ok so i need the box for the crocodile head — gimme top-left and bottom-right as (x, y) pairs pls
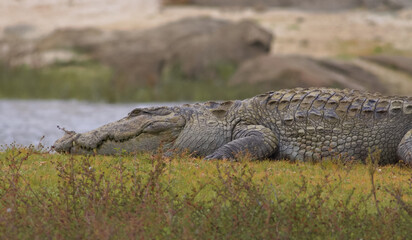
(53, 107), (186, 155)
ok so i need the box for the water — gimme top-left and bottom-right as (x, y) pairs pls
(0, 99), (177, 148)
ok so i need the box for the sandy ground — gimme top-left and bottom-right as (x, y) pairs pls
(2, 1), (412, 58)
(0, 0), (161, 38)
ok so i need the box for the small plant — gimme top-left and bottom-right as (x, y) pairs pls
(0, 147), (411, 239)
(366, 149), (382, 216)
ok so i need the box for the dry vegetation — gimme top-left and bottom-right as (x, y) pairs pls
(1, 146), (411, 239)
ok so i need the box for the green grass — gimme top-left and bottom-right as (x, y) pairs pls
(0, 61), (265, 103)
(1, 146), (411, 239)
(0, 61), (114, 102)
(142, 62), (264, 102)
(335, 40), (412, 60)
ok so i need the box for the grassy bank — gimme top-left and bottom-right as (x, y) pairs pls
(0, 61), (113, 102)
(0, 61), (264, 103)
(1, 146), (411, 239)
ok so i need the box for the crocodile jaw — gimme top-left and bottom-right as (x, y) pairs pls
(53, 107), (186, 155)
(53, 131), (80, 153)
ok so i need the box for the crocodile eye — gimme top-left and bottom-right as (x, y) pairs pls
(128, 108), (143, 117)
(128, 107), (172, 117)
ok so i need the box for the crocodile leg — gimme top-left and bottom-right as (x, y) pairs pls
(205, 125), (278, 160)
(397, 129), (412, 164)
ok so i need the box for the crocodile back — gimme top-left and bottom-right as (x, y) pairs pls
(257, 88), (411, 122)
(250, 88), (412, 163)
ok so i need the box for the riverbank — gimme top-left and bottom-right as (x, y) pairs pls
(0, 60), (261, 103)
(1, 146), (411, 239)
(2, 5), (412, 102)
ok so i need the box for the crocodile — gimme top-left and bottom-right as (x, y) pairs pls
(53, 88), (412, 164)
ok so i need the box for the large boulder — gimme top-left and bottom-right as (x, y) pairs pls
(1, 27), (109, 67)
(94, 17), (273, 87)
(229, 55), (388, 93)
(362, 55), (412, 76)
(167, 20), (272, 78)
(181, 0), (412, 10)
(35, 28), (108, 52)
(7, 17), (272, 87)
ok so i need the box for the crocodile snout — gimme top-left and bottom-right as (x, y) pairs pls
(52, 130), (80, 153)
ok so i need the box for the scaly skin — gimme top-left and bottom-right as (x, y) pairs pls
(53, 88), (412, 164)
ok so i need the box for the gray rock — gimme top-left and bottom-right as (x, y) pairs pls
(1, 27), (108, 67)
(36, 28), (106, 52)
(316, 59), (385, 92)
(229, 55), (387, 93)
(93, 17), (229, 87)
(94, 17), (272, 86)
(187, 0), (412, 10)
(362, 55), (412, 76)
(168, 20), (272, 78)
(8, 17), (271, 87)
(3, 24), (36, 38)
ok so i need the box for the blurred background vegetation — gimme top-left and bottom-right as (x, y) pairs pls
(1, 0), (412, 102)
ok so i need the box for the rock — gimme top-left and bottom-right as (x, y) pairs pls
(36, 28), (108, 52)
(362, 55), (412, 76)
(94, 17), (228, 87)
(163, 0), (193, 5)
(1, 27), (108, 67)
(94, 17), (272, 86)
(229, 55), (388, 93)
(3, 24), (36, 39)
(168, 20), (272, 78)
(3, 17), (271, 87)
(185, 0), (412, 10)
(316, 59), (385, 91)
